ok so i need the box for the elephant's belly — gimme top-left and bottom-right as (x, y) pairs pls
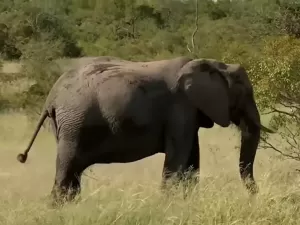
(79, 125), (165, 164)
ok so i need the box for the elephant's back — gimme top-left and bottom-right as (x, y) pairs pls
(44, 55), (191, 111)
(83, 57), (190, 127)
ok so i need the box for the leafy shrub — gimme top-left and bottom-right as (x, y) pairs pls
(17, 58), (62, 112)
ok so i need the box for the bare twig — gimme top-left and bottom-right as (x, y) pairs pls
(279, 101), (300, 111)
(285, 126), (299, 147)
(260, 137), (300, 161)
(82, 172), (99, 181)
(187, 0), (199, 54)
(261, 110), (276, 115)
(285, 138), (298, 151)
(186, 44), (192, 53)
(279, 92), (300, 105)
(191, 0), (199, 52)
(263, 107), (298, 118)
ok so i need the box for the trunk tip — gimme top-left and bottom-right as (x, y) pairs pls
(260, 124), (276, 133)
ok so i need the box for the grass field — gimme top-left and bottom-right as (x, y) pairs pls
(1, 62), (300, 225)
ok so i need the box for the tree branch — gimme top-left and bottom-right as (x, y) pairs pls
(279, 92), (300, 105)
(279, 101), (300, 111)
(261, 110), (276, 115)
(285, 125), (299, 148)
(187, 0), (199, 54)
(260, 137), (300, 161)
(263, 107), (298, 118)
(191, 0), (199, 52)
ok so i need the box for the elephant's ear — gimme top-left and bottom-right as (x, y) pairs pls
(178, 59), (231, 127)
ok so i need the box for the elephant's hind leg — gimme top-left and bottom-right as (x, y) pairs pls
(51, 139), (89, 205)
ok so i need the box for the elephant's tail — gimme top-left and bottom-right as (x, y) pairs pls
(16, 110), (49, 163)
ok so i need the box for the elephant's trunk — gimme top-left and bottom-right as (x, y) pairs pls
(238, 97), (261, 195)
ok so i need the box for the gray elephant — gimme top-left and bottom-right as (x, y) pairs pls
(16, 56), (274, 204)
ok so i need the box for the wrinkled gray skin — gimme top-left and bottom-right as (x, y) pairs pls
(17, 56), (274, 204)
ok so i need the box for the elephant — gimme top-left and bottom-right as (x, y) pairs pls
(16, 56), (274, 204)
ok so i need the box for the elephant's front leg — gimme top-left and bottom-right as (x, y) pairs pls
(185, 131), (200, 184)
(178, 131), (200, 198)
(161, 131), (197, 194)
(161, 106), (198, 191)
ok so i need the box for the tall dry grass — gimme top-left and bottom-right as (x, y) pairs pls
(0, 111), (300, 225)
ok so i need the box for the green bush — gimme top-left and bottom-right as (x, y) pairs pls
(0, 1), (82, 60)
(17, 58), (62, 112)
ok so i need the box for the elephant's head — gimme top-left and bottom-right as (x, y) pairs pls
(177, 58), (274, 194)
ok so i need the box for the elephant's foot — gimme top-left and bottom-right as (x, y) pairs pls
(180, 169), (199, 199)
(50, 173), (82, 207)
(244, 179), (259, 196)
(161, 170), (199, 199)
(50, 184), (81, 207)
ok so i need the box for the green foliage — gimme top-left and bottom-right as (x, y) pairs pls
(16, 58), (62, 113)
(247, 35), (300, 159)
(249, 36), (300, 108)
(0, 0), (82, 60)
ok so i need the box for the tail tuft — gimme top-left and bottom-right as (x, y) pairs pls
(17, 153), (28, 163)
